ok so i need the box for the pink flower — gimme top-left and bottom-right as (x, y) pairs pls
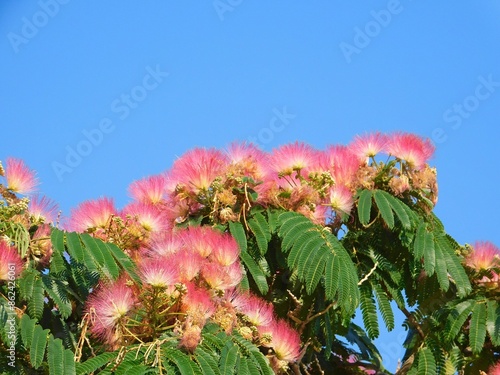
(225, 142), (267, 180)
(148, 232), (184, 257)
(121, 202), (169, 233)
(29, 194), (59, 223)
(267, 142), (319, 177)
(172, 250), (204, 282)
(0, 242), (23, 280)
(489, 361), (500, 375)
(139, 259), (179, 289)
(201, 262), (228, 290)
(66, 197), (116, 232)
(349, 132), (388, 161)
(328, 185), (354, 215)
(209, 233), (240, 266)
(170, 148), (228, 194)
(182, 226), (218, 258)
(128, 174), (167, 205)
(385, 132), (435, 169)
(233, 292), (274, 327)
(322, 146), (361, 186)
(181, 283), (216, 324)
(260, 319), (301, 363)
(31, 224), (53, 265)
(464, 241), (500, 271)
(86, 278), (137, 344)
(4, 158), (39, 194)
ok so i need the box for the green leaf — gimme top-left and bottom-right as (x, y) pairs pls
(469, 302), (487, 354)
(486, 300), (500, 346)
(41, 275), (72, 319)
(247, 212), (270, 255)
(20, 314), (36, 348)
(219, 342), (238, 374)
(239, 250), (268, 295)
(47, 335), (75, 375)
(65, 232), (87, 264)
(30, 324), (48, 369)
(373, 190), (394, 229)
(417, 347), (436, 375)
(76, 352), (117, 375)
(373, 283), (394, 331)
(229, 221), (247, 253)
(324, 254), (341, 300)
(423, 231), (436, 277)
(165, 348), (203, 375)
(359, 284), (379, 339)
(80, 233), (120, 280)
(445, 300), (475, 343)
(304, 250), (328, 294)
(382, 191), (412, 229)
(106, 242), (141, 284)
(436, 235), (471, 297)
(28, 276), (45, 320)
(414, 222), (427, 259)
(357, 189), (372, 226)
(194, 346), (220, 375)
(433, 240), (449, 292)
(50, 228), (67, 274)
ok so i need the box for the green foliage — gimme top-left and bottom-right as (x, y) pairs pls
(278, 211), (360, 317)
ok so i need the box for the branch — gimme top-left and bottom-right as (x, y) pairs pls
(358, 261), (378, 286)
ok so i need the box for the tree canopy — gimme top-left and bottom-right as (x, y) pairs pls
(1, 132), (499, 374)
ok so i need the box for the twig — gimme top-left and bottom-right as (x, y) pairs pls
(358, 261), (378, 285)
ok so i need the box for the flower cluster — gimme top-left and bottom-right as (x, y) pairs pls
(0, 158), (58, 273)
(463, 241), (500, 290)
(84, 226), (300, 371)
(68, 133), (434, 239)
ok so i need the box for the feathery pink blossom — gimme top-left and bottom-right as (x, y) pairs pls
(201, 262), (228, 290)
(0, 242), (23, 280)
(385, 132), (435, 169)
(128, 174), (167, 205)
(267, 142), (319, 177)
(464, 241), (500, 271)
(260, 319), (301, 363)
(31, 224), (53, 265)
(29, 194), (59, 223)
(225, 142), (267, 180)
(328, 185), (354, 215)
(66, 197), (116, 232)
(349, 132), (388, 161)
(182, 226), (217, 258)
(139, 259), (179, 288)
(172, 250), (204, 282)
(4, 158), (39, 194)
(233, 293), (274, 327)
(121, 202), (169, 233)
(181, 283), (216, 323)
(86, 279), (137, 344)
(209, 233), (240, 266)
(323, 146), (361, 186)
(148, 232), (184, 257)
(170, 148), (228, 194)
(489, 361), (500, 375)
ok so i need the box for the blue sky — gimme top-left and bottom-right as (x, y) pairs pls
(1, 1), (500, 372)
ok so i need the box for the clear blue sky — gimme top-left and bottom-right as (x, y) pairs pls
(1, 1), (500, 372)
